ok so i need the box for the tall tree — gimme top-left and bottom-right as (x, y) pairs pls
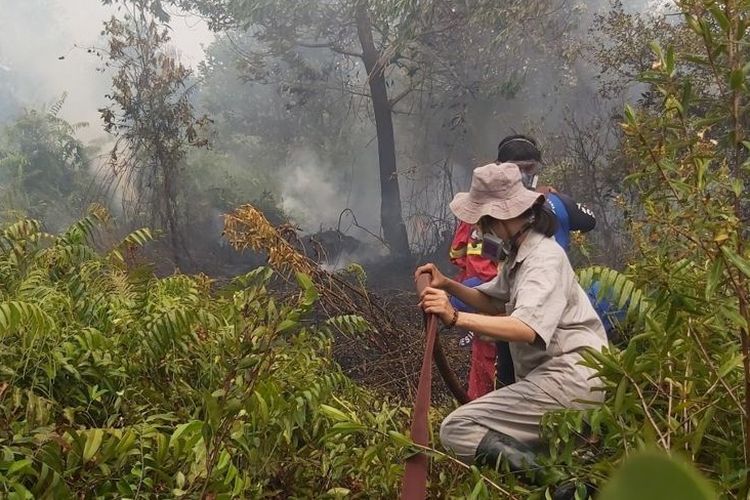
(353, 2), (407, 254)
(99, 0), (208, 266)
(166, 0), (569, 256)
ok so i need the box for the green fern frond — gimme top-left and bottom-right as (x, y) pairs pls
(0, 300), (56, 335)
(325, 315), (372, 337)
(121, 228), (153, 248)
(48, 92), (68, 117)
(15, 269), (49, 297)
(59, 216), (101, 247)
(223, 266), (275, 294)
(152, 275), (201, 305)
(142, 305), (202, 361)
(50, 244), (98, 269)
(108, 228), (154, 265)
(56, 205), (110, 249)
(0, 219), (49, 256)
(577, 266), (653, 324)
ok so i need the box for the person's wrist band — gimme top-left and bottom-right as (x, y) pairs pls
(447, 308), (459, 328)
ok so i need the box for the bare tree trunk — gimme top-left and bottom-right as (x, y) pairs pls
(156, 140), (186, 269)
(355, 1), (410, 257)
(163, 166), (183, 268)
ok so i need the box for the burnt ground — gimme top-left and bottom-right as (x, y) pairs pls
(330, 285), (471, 405)
(312, 246), (471, 405)
(141, 228), (471, 405)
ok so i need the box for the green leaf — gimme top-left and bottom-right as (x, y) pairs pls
(720, 246), (750, 278)
(7, 459), (32, 476)
(622, 341), (638, 372)
(237, 356), (259, 370)
(730, 69), (745, 90)
(685, 14), (702, 35)
(614, 377), (629, 414)
(170, 420), (203, 448)
(12, 482), (34, 499)
(83, 429), (103, 463)
(738, 19), (748, 40)
(705, 258), (724, 300)
(683, 53), (709, 66)
(276, 318), (298, 333)
(718, 353), (742, 378)
(709, 5), (730, 33)
(388, 430), (414, 448)
(468, 478), (488, 500)
(295, 272), (314, 291)
(691, 406), (716, 458)
(254, 392), (269, 423)
(586, 347), (622, 374)
(296, 272), (319, 307)
(329, 422), (365, 434)
(619, 280), (634, 310)
(599, 450), (716, 500)
(624, 105), (637, 125)
(326, 488), (352, 497)
(719, 305), (748, 330)
(319, 404), (350, 422)
(649, 41), (664, 60)
(665, 46), (675, 76)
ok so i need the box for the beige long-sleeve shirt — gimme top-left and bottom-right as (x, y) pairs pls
(475, 230), (608, 380)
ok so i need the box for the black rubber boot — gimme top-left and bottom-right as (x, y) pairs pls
(474, 431), (564, 486)
(551, 481), (596, 500)
(474, 430), (540, 473)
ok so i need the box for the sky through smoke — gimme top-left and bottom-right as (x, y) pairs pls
(0, 0), (213, 137)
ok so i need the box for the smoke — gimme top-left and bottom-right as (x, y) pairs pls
(0, 0), (667, 270)
(436, 0), (670, 173)
(0, 0), (212, 139)
(281, 147), (344, 230)
(280, 145), (382, 239)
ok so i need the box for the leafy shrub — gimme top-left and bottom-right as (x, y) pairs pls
(539, 2), (750, 497)
(0, 102), (92, 232)
(0, 209), (509, 499)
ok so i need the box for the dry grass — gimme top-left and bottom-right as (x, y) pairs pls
(223, 204), (469, 402)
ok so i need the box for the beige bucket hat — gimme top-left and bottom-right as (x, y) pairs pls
(449, 163), (545, 224)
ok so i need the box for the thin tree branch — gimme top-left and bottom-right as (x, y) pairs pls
(295, 40), (363, 58)
(388, 86), (414, 108)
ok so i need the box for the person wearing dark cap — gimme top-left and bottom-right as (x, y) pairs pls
(495, 135), (604, 385)
(495, 135), (597, 253)
(449, 135), (603, 396)
(417, 164), (607, 489)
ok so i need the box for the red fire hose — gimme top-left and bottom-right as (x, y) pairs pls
(400, 274), (470, 500)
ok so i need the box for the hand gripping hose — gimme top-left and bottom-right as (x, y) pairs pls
(401, 274), (470, 500)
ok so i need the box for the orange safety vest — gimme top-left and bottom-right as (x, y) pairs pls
(449, 221), (498, 282)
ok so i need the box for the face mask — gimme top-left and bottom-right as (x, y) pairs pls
(481, 232), (508, 262)
(481, 216), (536, 262)
(520, 171), (539, 190)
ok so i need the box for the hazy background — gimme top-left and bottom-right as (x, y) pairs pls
(0, 0), (679, 271)
(0, 0), (212, 136)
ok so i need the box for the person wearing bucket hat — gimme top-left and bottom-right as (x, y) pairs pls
(447, 135), (552, 400)
(416, 164), (607, 491)
(448, 134), (613, 401)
